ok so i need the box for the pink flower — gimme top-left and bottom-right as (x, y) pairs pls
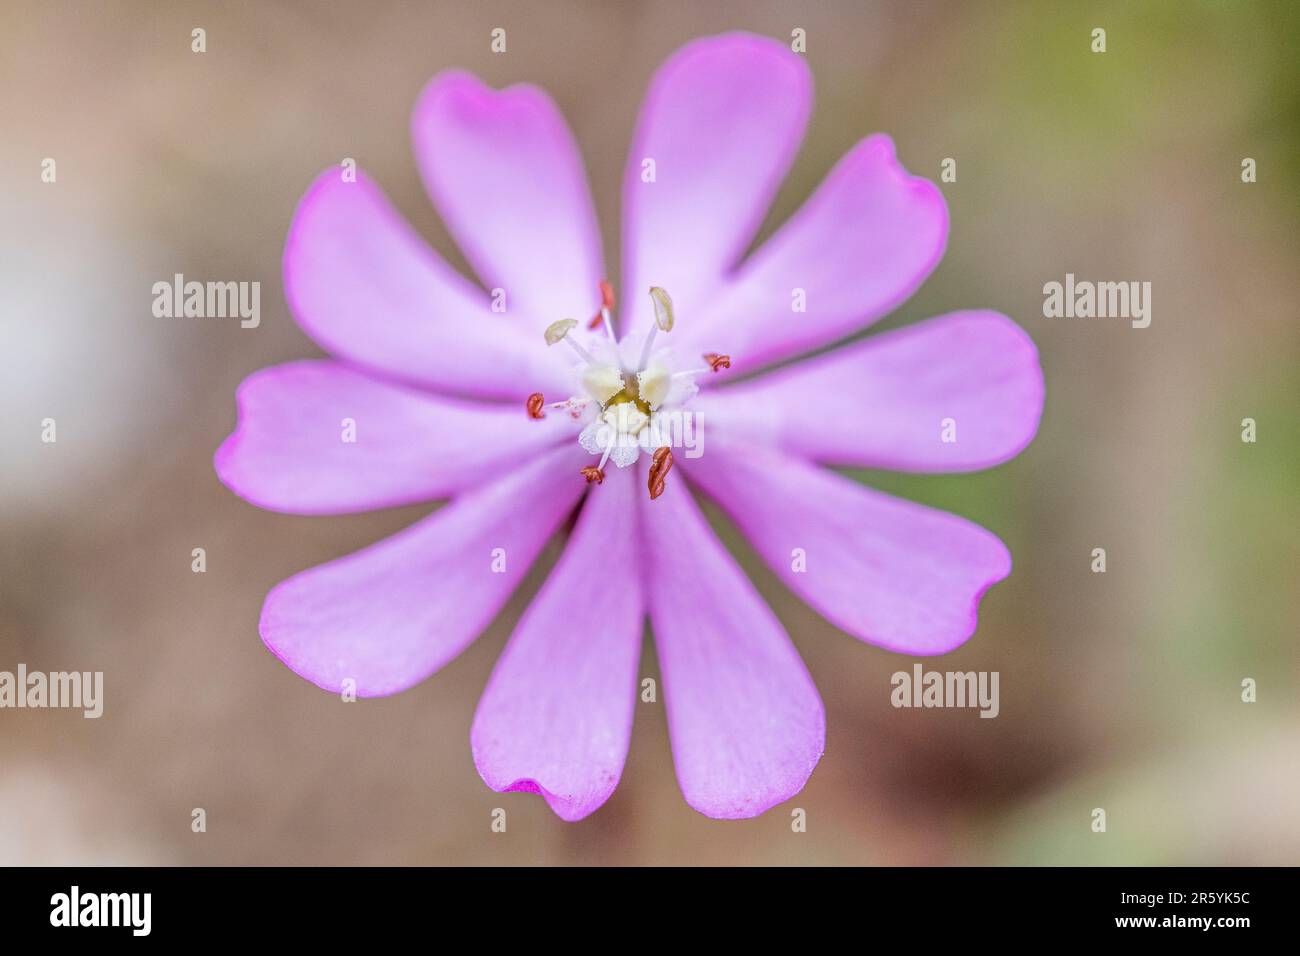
(215, 32), (1044, 821)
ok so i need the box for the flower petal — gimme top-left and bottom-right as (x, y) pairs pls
(284, 169), (569, 399)
(621, 33), (811, 338)
(676, 135), (948, 372)
(472, 466), (642, 822)
(642, 474), (824, 819)
(259, 444), (586, 697)
(215, 360), (572, 515)
(696, 311), (1044, 472)
(412, 70), (604, 325)
(685, 446), (1011, 655)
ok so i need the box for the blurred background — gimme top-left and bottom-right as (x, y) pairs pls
(1, 0), (1296, 865)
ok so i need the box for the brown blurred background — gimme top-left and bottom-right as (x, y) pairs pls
(1, 0), (1297, 865)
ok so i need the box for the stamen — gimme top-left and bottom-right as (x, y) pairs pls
(647, 446), (674, 500)
(595, 307), (615, 343)
(638, 328), (657, 370)
(580, 428), (618, 487)
(648, 287), (674, 332)
(564, 337), (598, 364)
(526, 392), (546, 420)
(597, 434), (617, 471)
(545, 318), (599, 365)
(587, 280), (617, 340)
(638, 287), (676, 370)
(544, 318), (578, 345)
(671, 354), (731, 379)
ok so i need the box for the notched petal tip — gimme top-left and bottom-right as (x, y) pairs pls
(211, 362), (317, 515)
(411, 68), (557, 132)
(482, 774), (614, 823)
(938, 534), (1013, 658)
(859, 131), (950, 240)
(473, 737), (621, 825)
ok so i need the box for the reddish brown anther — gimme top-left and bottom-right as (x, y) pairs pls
(703, 352), (731, 372)
(588, 279), (617, 329)
(526, 392), (546, 420)
(647, 447), (674, 500)
(580, 466), (605, 485)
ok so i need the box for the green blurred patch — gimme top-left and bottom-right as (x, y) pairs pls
(997, 0), (1300, 204)
(984, 722), (1299, 865)
(1167, 362), (1300, 682)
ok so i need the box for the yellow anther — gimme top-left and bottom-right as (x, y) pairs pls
(545, 318), (579, 345)
(648, 287), (674, 332)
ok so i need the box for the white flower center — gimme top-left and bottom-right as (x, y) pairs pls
(525, 284), (730, 499)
